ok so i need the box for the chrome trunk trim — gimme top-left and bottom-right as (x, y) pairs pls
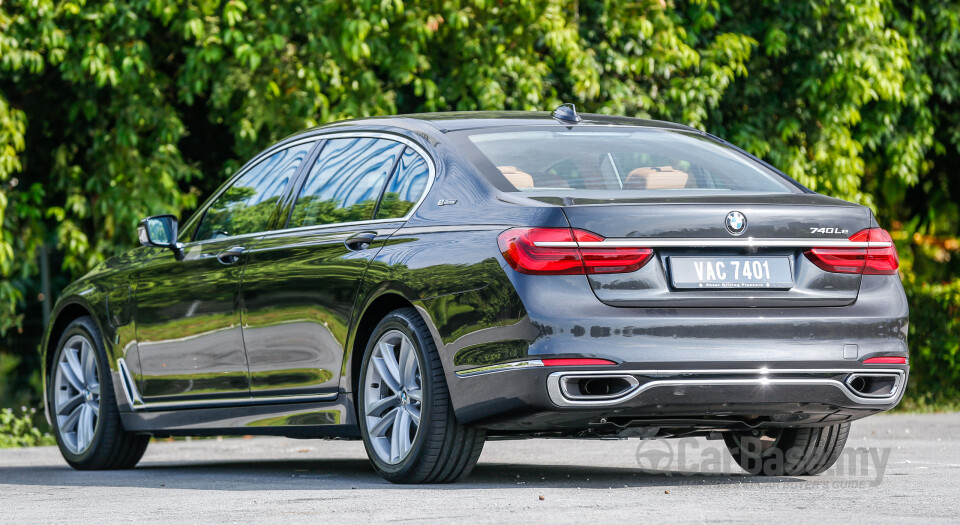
(534, 238), (892, 249)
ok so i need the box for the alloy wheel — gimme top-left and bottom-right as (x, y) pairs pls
(54, 334), (101, 455)
(363, 329), (423, 464)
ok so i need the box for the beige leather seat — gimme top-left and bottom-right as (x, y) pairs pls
(498, 166), (535, 189)
(623, 166), (690, 190)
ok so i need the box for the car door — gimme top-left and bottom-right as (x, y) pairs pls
(134, 140), (315, 403)
(240, 136), (433, 397)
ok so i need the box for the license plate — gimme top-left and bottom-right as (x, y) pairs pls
(669, 256), (794, 289)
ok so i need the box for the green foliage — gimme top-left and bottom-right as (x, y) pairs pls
(0, 407), (54, 448)
(0, 0), (958, 427)
(902, 278), (960, 406)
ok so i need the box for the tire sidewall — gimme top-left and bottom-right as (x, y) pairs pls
(358, 311), (434, 479)
(48, 317), (111, 466)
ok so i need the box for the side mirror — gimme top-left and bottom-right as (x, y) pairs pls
(138, 215), (184, 259)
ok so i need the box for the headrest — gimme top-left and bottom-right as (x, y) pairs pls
(498, 166), (535, 189)
(624, 166), (690, 190)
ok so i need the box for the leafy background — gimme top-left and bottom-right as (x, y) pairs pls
(1, 0), (958, 441)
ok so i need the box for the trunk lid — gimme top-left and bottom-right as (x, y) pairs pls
(553, 194), (873, 307)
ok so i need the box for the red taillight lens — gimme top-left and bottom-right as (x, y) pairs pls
(497, 228), (585, 275)
(858, 228), (900, 274)
(575, 230), (654, 274)
(498, 228), (653, 275)
(803, 228), (899, 275)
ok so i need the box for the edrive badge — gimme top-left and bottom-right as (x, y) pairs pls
(726, 211), (747, 236)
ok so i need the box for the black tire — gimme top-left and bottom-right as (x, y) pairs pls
(724, 422), (851, 476)
(358, 307), (485, 483)
(48, 316), (149, 470)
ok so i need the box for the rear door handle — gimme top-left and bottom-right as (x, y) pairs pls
(216, 246), (246, 265)
(345, 231), (378, 251)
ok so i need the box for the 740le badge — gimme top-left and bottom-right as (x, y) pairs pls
(810, 227), (849, 235)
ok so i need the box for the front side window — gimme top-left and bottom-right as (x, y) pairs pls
(375, 147), (430, 219)
(289, 137), (405, 228)
(462, 129), (795, 195)
(195, 142), (313, 241)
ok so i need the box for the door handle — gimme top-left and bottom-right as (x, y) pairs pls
(216, 246), (246, 265)
(344, 231), (377, 251)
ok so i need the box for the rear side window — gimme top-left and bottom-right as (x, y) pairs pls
(195, 142), (313, 241)
(289, 137), (405, 228)
(375, 147), (430, 219)
(464, 129), (793, 194)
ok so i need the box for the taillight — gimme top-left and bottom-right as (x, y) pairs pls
(803, 228), (899, 275)
(498, 228), (653, 275)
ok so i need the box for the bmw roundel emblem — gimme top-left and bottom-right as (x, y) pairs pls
(725, 211), (747, 236)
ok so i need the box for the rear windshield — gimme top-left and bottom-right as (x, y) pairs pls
(462, 128), (795, 194)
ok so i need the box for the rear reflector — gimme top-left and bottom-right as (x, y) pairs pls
(862, 356), (907, 364)
(541, 358), (617, 366)
(803, 228), (899, 275)
(498, 228), (652, 275)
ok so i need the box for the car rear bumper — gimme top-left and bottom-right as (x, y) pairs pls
(451, 363), (907, 434)
(433, 264), (908, 434)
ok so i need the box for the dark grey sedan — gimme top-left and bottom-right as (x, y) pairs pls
(41, 105), (908, 483)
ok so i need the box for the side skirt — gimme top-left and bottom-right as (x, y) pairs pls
(120, 396), (360, 439)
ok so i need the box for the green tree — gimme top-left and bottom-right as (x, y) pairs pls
(0, 0), (958, 415)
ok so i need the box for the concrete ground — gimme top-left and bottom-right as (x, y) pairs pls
(1, 412), (958, 523)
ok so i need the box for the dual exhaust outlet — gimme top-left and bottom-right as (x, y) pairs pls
(551, 370), (903, 406)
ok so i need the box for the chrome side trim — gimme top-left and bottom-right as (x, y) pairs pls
(545, 368), (906, 407)
(116, 358), (144, 410)
(534, 238), (892, 249)
(132, 392), (340, 411)
(455, 360), (544, 377)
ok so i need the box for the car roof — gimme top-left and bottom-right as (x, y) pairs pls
(284, 111), (700, 142)
(393, 111), (699, 133)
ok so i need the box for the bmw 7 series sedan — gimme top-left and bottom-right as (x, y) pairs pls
(42, 105), (908, 482)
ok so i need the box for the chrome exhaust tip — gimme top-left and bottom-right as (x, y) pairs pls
(845, 373), (900, 398)
(558, 374), (640, 401)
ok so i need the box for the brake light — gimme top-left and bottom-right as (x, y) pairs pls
(498, 228), (653, 275)
(803, 228), (899, 275)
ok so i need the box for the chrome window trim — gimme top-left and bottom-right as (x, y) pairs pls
(534, 238), (893, 249)
(280, 131), (436, 232)
(182, 132), (436, 247)
(262, 217), (407, 237)
(185, 137), (321, 246)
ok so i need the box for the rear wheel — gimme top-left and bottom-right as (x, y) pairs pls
(723, 423), (850, 476)
(49, 316), (149, 470)
(358, 308), (485, 483)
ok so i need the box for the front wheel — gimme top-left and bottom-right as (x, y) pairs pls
(48, 316), (150, 470)
(358, 308), (485, 483)
(724, 422), (851, 476)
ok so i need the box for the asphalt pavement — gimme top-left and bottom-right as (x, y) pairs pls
(1, 412), (958, 523)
